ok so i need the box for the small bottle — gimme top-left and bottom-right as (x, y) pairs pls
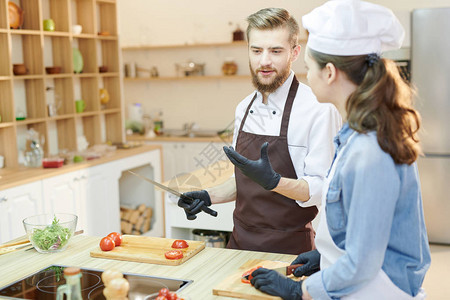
(153, 111), (164, 136)
(56, 267), (82, 300)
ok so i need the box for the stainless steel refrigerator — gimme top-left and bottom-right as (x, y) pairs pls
(411, 7), (450, 244)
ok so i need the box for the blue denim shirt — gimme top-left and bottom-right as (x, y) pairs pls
(305, 123), (431, 299)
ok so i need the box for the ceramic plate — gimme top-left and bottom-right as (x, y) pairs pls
(8, 2), (24, 29)
(72, 48), (84, 73)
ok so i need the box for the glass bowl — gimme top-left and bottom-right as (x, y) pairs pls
(23, 213), (77, 253)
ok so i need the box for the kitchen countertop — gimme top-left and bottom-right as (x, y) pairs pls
(0, 144), (162, 190)
(127, 133), (232, 143)
(0, 234), (296, 299)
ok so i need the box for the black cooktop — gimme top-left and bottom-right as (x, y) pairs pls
(0, 265), (192, 299)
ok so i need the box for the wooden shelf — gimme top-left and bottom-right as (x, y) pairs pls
(122, 41), (248, 51)
(121, 39), (307, 51)
(124, 74), (250, 81)
(10, 29), (40, 36)
(124, 73), (307, 82)
(0, 0), (124, 168)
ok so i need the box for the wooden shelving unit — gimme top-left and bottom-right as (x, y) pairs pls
(0, 0), (124, 168)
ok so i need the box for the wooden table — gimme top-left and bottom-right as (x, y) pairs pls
(0, 235), (296, 299)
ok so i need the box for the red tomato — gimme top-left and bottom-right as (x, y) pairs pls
(241, 266), (262, 284)
(100, 236), (115, 251)
(164, 250), (184, 260)
(107, 232), (123, 246)
(158, 288), (170, 297)
(171, 239), (189, 249)
(167, 291), (178, 300)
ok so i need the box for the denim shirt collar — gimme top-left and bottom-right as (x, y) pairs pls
(333, 122), (354, 150)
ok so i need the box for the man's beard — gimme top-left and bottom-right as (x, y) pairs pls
(250, 63), (291, 94)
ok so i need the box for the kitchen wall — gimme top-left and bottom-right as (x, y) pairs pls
(117, 0), (450, 131)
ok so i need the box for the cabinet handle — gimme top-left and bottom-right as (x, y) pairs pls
(80, 175), (87, 180)
(74, 177), (79, 182)
(0, 196), (7, 203)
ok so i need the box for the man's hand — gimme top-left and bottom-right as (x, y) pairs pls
(177, 190), (217, 220)
(223, 142), (281, 190)
(291, 249), (321, 277)
(250, 268), (303, 300)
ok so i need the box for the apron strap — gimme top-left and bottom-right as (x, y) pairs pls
(280, 75), (299, 137)
(238, 92), (258, 132)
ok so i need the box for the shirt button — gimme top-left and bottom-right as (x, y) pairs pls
(250, 110), (254, 114)
(272, 111), (276, 115)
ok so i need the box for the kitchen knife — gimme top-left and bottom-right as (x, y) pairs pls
(127, 170), (218, 219)
(243, 264), (304, 279)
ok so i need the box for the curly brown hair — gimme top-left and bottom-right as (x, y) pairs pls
(308, 49), (421, 165)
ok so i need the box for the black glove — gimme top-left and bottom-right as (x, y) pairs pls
(223, 142), (281, 190)
(291, 249), (321, 277)
(250, 268), (303, 300)
(177, 190), (217, 220)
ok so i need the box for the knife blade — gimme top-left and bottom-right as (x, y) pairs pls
(127, 170), (218, 219)
(242, 264), (303, 280)
(270, 264), (303, 276)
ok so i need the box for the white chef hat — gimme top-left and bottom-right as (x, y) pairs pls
(302, 0), (405, 55)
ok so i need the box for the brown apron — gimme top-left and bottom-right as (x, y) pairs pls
(227, 76), (318, 255)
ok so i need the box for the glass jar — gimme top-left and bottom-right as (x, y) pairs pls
(222, 58), (238, 76)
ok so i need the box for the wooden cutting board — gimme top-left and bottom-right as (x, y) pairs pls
(90, 235), (205, 265)
(213, 259), (298, 299)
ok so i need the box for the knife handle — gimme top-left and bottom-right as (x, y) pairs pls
(286, 264), (304, 276)
(201, 205), (218, 217)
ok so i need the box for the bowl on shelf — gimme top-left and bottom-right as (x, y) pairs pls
(99, 65), (108, 73)
(13, 64), (27, 75)
(45, 66), (62, 74)
(23, 213), (78, 253)
(72, 24), (82, 35)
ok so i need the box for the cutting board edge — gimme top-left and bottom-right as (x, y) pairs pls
(212, 259), (288, 300)
(89, 250), (180, 265)
(212, 289), (282, 300)
(89, 242), (205, 266)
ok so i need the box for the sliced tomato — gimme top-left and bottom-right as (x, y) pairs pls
(107, 232), (123, 246)
(164, 250), (184, 260)
(241, 266), (262, 284)
(171, 239), (189, 249)
(100, 236), (115, 251)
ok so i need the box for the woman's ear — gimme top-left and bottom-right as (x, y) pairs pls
(325, 62), (337, 85)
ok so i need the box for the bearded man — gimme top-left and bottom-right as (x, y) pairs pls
(177, 8), (341, 254)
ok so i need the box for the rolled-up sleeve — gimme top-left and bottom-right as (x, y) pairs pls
(296, 105), (341, 207)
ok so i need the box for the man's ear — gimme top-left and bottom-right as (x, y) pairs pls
(325, 62), (337, 85)
(291, 45), (301, 62)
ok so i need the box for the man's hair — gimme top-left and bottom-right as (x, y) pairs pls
(246, 8), (299, 47)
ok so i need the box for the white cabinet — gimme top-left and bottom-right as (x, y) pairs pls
(82, 163), (122, 237)
(0, 181), (43, 244)
(42, 171), (86, 233)
(150, 141), (229, 182)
